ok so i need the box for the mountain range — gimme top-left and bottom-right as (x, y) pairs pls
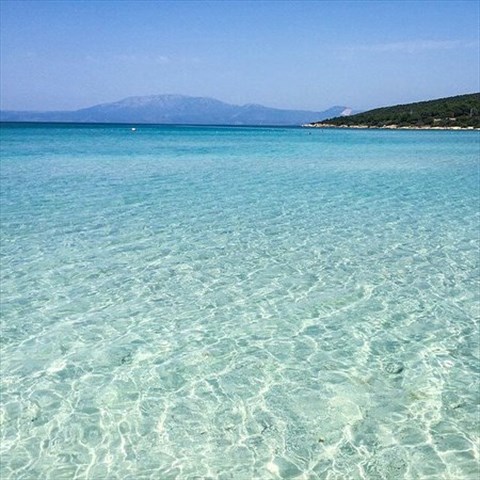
(0, 94), (351, 126)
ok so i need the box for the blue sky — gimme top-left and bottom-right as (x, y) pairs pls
(1, 0), (478, 111)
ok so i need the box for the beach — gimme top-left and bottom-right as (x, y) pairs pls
(303, 123), (479, 130)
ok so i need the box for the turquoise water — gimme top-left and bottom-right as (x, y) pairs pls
(0, 124), (479, 479)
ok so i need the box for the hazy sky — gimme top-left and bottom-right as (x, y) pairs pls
(1, 0), (479, 112)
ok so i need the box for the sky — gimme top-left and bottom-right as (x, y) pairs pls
(0, 0), (479, 112)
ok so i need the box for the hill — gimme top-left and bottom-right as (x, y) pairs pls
(0, 95), (350, 126)
(305, 93), (480, 129)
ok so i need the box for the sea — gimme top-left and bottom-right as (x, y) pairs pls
(0, 123), (479, 479)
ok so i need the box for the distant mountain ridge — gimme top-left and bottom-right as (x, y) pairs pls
(305, 93), (480, 129)
(0, 94), (351, 126)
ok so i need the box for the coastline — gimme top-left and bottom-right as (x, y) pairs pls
(302, 123), (480, 131)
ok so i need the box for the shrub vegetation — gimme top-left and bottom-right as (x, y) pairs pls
(314, 93), (480, 128)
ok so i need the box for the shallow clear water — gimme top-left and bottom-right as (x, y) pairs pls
(0, 124), (479, 479)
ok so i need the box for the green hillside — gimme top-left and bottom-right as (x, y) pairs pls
(308, 93), (480, 128)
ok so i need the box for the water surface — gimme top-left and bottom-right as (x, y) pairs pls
(1, 124), (479, 479)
